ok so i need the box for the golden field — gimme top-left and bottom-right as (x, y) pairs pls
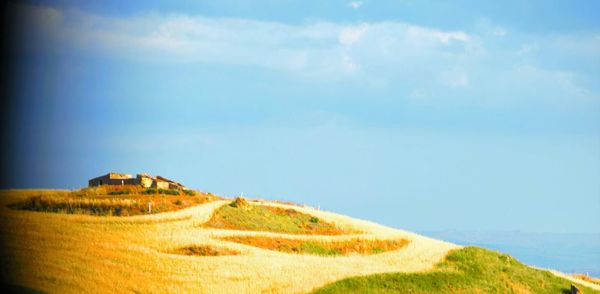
(0, 189), (458, 293)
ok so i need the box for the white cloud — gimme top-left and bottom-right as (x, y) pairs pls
(406, 26), (470, 44)
(12, 3), (598, 105)
(338, 24), (368, 45)
(348, 1), (364, 9)
(433, 31), (470, 43)
(15, 4), (476, 79)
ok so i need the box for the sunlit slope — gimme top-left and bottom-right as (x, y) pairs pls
(0, 190), (457, 293)
(314, 246), (600, 293)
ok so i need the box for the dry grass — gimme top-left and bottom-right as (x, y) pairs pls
(573, 274), (600, 285)
(221, 236), (409, 256)
(0, 189), (459, 293)
(541, 269), (600, 291)
(169, 245), (240, 256)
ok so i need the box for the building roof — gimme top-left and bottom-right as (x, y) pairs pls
(108, 172), (133, 179)
(156, 176), (186, 188)
(89, 172), (187, 189)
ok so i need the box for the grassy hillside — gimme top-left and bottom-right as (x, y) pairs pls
(6, 186), (218, 216)
(221, 235), (409, 256)
(0, 190), (595, 293)
(314, 246), (600, 293)
(203, 197), (355, 235)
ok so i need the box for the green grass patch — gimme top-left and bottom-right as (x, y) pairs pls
(221, 236), (408, 256)
(183, 190), (196, 196)
(108, 189), (130, 195)
(204, 199), (353, 235)
(141, 188), (181, 195)
(142, 188), (157, 194)
(7, 189), (219, 216)
(291, 242), (341, 256)
(313, 246), (600, 293)
(158, 188), (180, 195)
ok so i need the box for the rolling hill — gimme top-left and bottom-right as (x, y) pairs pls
(0, 189), (597, 293)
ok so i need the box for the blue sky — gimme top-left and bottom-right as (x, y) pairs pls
(5, 1), (600, 233)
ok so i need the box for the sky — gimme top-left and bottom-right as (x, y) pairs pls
(2, 0), (599, 233)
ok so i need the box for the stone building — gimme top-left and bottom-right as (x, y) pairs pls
(136, 173), (155, 188)
(88, 172), (136, 186)
(88, 172), (187, 190)
(155, 176), (186, 190)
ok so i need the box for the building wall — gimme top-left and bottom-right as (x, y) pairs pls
(89, 174), (133, 187)
(124, 178), (140, 185)
(88, 175), (110, 187)
(89, 173), (186, 189)
(157, 181), (169, 189)
(138, 176), (154, 188)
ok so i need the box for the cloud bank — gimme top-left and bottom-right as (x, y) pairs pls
(13, 3), (600, 106)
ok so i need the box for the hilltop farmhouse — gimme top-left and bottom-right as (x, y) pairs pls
(88, 172), (187, 190)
